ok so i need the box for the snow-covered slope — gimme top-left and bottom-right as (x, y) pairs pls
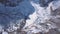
(23, 0), (60, 33)
(0, 0), (60, 34)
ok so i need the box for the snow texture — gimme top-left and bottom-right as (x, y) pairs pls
(0, 0), (60, 34)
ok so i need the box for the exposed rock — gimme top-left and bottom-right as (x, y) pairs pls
(45, 29), (60, 34)
(39, 0), (53, 7)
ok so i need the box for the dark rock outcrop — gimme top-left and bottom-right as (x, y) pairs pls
(39, 0), (53, 7)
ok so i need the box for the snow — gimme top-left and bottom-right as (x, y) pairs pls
(24, 11), (37, 27)
(0, 0), (60, 34)
(2, 31), (8, 34)
(23, 0), (60, 33)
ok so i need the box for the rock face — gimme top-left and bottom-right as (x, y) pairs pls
(50, 7), (60, 29)
(44, 29), (60, 34)
(39, 0), (53, 7)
